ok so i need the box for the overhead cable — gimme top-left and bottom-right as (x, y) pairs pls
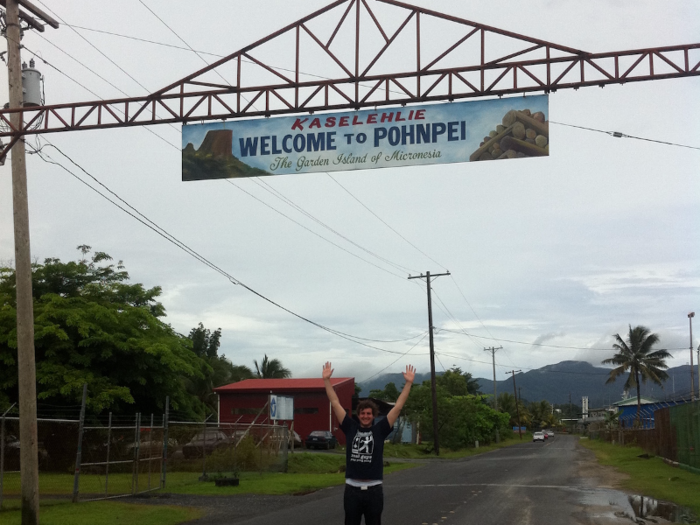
(29, 141), (428, 351)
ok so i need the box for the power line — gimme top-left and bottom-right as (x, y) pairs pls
(28, 140), (425, 352)
(357, 331), (430, 384)
(16, 41), (180, 152)
(35, 0), (151, 94)
(449, 275), (496, 340)
(325, 173), (446, 270)
(137, 0), (234, 92)
(550, 121), (700, 151)
(250, 177), (417, 275)
(224, 179), (407, 280)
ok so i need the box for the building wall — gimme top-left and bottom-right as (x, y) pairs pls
(218, 381), (354, 445)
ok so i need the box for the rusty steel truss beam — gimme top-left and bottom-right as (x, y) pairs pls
(1, 0), (698, 160)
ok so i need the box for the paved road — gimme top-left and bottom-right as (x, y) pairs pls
(154, 435), (650, 524)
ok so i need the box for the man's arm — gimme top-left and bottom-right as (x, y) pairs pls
(386, 365), (416, 427)
(322, 362), (348, 423)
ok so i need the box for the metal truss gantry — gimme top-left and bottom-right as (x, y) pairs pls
(1, 0), (698, 158)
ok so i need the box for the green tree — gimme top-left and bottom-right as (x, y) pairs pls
(528, 400), (557, 429)
(0, 247), (205, 417)
(189, 322), (222, 359)
(404, 380), (509, 449)
(254, 354), (291, 379)
(436, 367), (481, 396)
(369, 382), (400, 402)
(184, 323), (254, 416)
(497, 392), (530, 429)
(602, 325), (671, 422)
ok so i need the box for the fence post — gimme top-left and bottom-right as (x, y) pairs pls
(105, 412), (112, 497)
(161, 397), (169, 489)
(132, 413), (141, 495)
(72, 384), (88, 503)
(201, 416), (208, 481)
(0, 410), (5, 509)
(148, 414), (154, 491)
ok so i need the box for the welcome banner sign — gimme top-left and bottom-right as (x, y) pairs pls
(182, 95), (548, 180)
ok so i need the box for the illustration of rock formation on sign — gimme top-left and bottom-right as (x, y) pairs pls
(470, 109), (549, 161)
(182, 129), (269, 181)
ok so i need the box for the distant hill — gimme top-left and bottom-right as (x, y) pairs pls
(357, 360), (695, 409)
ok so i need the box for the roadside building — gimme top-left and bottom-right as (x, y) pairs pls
(214, 377), (355, 445)
(612, 396), (690, 429)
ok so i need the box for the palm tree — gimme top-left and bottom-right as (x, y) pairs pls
(602, 325), (671, 423)
(254, 354), (291, 379)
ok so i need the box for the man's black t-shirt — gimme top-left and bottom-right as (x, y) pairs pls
(340, 414), (392, 480)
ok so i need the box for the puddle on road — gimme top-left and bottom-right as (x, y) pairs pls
(580, 488), (696, 523)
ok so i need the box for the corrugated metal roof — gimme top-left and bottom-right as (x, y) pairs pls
(214, 377), (354, 393)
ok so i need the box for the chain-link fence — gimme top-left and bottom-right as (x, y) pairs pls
(1, 402), (292, 507)
(163, 421), (290, 489)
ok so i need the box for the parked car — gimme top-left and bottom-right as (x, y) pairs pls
(305, 430), (338, 450)
(532, 431), (545, 442)
(545, 430), (554, 438)
(1, 434), (48, 470)
(182, 430), (231, 458)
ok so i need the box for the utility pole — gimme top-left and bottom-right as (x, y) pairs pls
(408, 270), (450, 456)
(4, 3), (58, 524)
(507, 370), (522, 439)
(689, 312), (695, 401)
(484, 346), (502, 442)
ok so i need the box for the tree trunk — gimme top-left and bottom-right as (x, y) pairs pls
(635, 371), (642, 426)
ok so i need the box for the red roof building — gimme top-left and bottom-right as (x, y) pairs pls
(214, 377), (355, 445)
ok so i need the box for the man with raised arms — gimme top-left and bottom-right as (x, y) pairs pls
(322, 361), (415, 525)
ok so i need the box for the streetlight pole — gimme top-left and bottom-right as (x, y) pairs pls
(689, 312), (695, 401)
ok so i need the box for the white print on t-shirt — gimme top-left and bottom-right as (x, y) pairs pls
(350, 430), (374, 463)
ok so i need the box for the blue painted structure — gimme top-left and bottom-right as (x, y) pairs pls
(614, 396), (689, 429)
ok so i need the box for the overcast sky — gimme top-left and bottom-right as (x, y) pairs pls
(1, 0), (698, 388)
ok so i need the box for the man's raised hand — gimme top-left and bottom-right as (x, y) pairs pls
(322, 361), (334, 380)
(403, 364), (416, 384)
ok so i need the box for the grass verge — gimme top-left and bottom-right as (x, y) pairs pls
(162, 459), (415, 495)
(579, 438), (700, 519)
(0, 500), (201, 525)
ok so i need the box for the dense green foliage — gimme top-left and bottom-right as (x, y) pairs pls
(0, 247), (208, 417)
(369, 381), (399, 401)
(0, 246), (267, 419)
(185, 323), (254, 415)
(404, 368), (509, 449)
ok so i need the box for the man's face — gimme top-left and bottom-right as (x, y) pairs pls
(358, 408), (374, 428)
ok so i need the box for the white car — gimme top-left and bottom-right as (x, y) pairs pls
(532, 431), (545, 442)
(545, 430), (554, 438)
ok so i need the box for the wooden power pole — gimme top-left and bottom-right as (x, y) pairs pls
(507, 370), (523, 439)
(6, 2), (40, 522)
(408, 270), (449, 456)
(4, 2), (58, 523)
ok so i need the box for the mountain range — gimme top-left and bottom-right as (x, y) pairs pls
(356, 360), (696, 409)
